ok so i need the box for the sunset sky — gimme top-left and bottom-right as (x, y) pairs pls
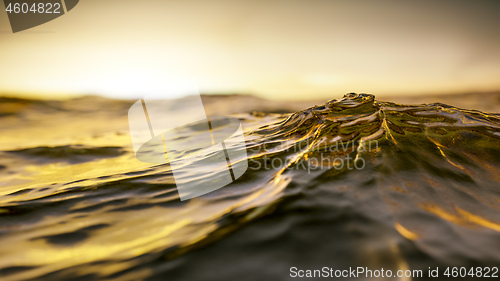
(0, 0), (499, 100)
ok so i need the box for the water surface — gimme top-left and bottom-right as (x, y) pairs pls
(0, 94), (499, 280)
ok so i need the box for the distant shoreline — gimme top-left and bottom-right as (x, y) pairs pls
(1, 91), (499, 113)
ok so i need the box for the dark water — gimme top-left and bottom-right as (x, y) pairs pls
(0, 93), (499, 280)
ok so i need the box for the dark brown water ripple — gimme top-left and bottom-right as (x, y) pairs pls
(0, 93), (499, 280)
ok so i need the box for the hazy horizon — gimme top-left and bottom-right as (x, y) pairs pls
(1, 0), (499, 100)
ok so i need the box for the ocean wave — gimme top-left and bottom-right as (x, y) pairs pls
(0, 93), (499, 280)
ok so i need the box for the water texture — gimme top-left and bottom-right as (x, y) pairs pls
(0, 93), (499, 280)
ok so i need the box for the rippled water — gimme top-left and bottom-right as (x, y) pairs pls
(0, 93), (499, 280)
